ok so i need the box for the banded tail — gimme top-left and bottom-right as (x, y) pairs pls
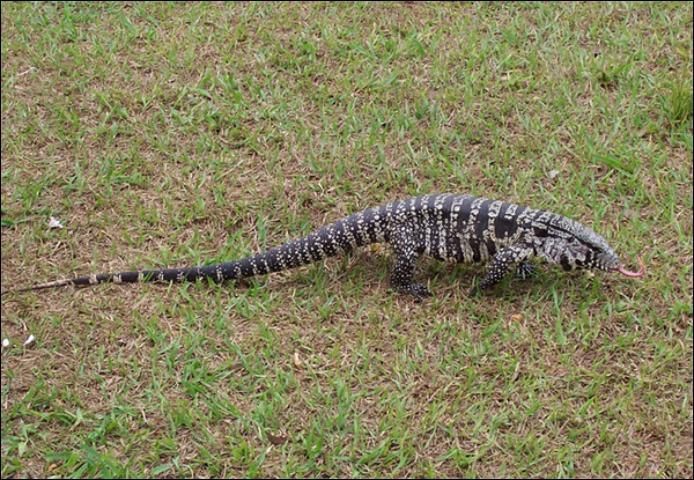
(1, 206), (389, 295)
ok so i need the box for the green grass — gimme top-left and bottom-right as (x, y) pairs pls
(1, 1), (692, 478)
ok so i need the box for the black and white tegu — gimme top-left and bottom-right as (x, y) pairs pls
(1, 193), (645, 299)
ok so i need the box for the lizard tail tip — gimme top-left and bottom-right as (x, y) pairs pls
(616, 256), (645, 278)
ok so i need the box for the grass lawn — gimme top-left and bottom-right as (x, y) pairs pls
(1, 1), (692, 478)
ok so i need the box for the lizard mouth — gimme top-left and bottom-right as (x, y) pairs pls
(615, 256), (645, 278)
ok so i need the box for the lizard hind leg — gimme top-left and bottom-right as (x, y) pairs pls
(389, 224), (432, 301)
(391, 259), (432, 301)
(515, 261), (536, 280)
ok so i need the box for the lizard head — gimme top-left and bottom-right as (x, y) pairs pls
(549, 217), (644, 278)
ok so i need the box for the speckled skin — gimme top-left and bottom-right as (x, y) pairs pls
(7, 193), (622, 299)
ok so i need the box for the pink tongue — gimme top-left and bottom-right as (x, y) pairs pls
(617, 257), (645, 278)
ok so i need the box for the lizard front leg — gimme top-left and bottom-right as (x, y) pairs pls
(471, 244), (534, 295)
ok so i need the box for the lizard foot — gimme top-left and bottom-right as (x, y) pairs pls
(515, 262), (535, 280)
(394, 283), (433, 302)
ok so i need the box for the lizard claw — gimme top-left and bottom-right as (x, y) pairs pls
(394, 283), (433, 301)
(515, 262), (535, 280)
